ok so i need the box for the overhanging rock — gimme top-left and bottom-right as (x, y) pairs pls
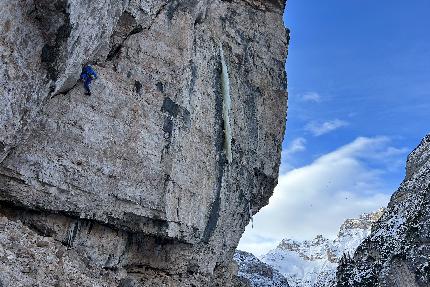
(0, 0), (289, 285)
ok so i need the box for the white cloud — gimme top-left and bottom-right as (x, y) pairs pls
(283, 138), (306, 156)
(238, 137), (407, 257)
(305, 119), (349, 136)
(281, 137), (307, 173)
(301, 92), (322, 103)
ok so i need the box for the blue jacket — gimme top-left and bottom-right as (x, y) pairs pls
(80, 65), (97, 81)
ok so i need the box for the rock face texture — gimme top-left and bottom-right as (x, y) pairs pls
(0, 0), (288, 286)
(337, 135), (430, 287)
(234, 250), (290, 287)
(258, 210), (383, 287)
(0, 215), (122, 287)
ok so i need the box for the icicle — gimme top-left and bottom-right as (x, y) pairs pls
(66, 221), (79, 247)
(66, 222), (76, 247)
(219, 43), (233, 164)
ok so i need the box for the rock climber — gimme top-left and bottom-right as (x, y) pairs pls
(80, 65), (98, 95)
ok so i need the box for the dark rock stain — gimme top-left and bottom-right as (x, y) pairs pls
(129, 25), (143, 35)
(202, 61), (226, 243)
(107, 11), (144, 62)
(161, 97), (191, 128)
(107, 45), (123, 61)
(162, 97), (180, 118)
(134, 80), (142, 93)
(156, 82), (165, 93)
(194, 13), (204, 26)
(31, 0), (72, 81)
(163, 117), (174, 140)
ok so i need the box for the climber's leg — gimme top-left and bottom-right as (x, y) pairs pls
(84, 79), (92, 95)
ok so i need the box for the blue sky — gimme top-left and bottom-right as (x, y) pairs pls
(239, 0), (430, 256)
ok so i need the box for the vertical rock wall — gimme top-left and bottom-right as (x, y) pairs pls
(0, 0), (289, 285)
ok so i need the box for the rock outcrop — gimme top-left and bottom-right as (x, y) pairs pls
(233, 250), (289, 287)
(259, 210), (383, 287)
(337, 135), (430, 287)
(234, 250), (290, 287)
(0, 215), (122, 287)
(0, 0), (288, 286)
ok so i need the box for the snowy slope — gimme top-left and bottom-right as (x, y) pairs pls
(261, 209), (384, 287)
(234, 250), (290, 287)
(337, 135), (430, 287)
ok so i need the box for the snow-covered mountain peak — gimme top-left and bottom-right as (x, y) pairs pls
(277, 239), (301, 251)
(337, 208), (384, 238)
(259, 209), (384, 287)
(276, 235), (331, 262)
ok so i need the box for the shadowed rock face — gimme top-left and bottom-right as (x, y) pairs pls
(0, 0), (288, 285)
(336, 135), (430, 287)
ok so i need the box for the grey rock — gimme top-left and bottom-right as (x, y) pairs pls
(0, 215), (123, 287)
(0, 0), (288, 285)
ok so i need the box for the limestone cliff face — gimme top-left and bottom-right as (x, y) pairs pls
(0, 0), (288, 286)
(336, 135), (430, 287)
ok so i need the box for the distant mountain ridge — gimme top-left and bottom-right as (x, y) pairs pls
(236, 209), (384, 287)
(262, 209), (384, 287)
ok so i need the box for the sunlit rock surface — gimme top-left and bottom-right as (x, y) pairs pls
(0, 0), (288, 285)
